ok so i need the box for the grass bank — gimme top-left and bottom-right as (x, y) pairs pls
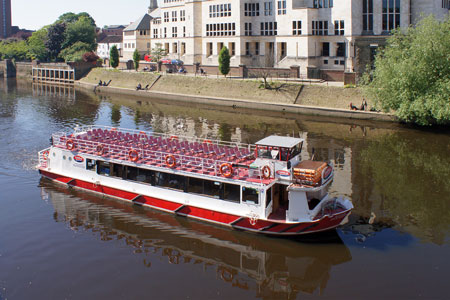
(80, 68), (375, 112)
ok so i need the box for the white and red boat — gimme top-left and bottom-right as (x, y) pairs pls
(37, 125), (353, 236)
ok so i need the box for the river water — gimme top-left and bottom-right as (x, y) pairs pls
(0, 80), (449, 299)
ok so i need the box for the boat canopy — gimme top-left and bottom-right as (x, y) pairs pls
(255, 136), (304, 149)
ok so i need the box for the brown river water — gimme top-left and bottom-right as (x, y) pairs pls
(0, 80), (449, 299)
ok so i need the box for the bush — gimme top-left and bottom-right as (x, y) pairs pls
(82, 51), (99, 63)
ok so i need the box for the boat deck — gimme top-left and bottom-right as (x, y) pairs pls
(51, 126), (276, 185)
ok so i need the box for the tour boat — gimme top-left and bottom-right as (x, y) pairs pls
(37, 125), (353, 236)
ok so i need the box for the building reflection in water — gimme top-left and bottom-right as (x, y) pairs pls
(40, 179), (352, 299)
(32, 82), (76, 101)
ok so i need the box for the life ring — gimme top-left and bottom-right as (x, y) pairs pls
(220, 163), (233, 178)
(66, 139), (75, 151)
(42, 150), (49, 160)
(165, 154), (176, 168)
(220, 268), (234, 283)
(169, 135), (178, 141)
(128, 149), (139, 162)
(96, 144), (104, 156)
(262, 165), (271, 179)
(203, 139), (212, 144)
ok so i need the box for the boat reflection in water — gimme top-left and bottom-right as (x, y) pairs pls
(40, 179), (352, 298)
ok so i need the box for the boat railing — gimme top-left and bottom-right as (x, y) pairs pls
(38, 147), (51, 168)
(52, 131), (271, 185)
(73, 125), (256, 152)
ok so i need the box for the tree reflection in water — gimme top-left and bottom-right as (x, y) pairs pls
(40, 179), (352, 299)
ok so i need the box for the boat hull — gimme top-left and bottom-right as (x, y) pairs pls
(39, 169), (351, 236)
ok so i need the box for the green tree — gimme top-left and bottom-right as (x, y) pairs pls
(57, 12), (96, 27)
(110, 45), (119, 68)
(150, 43), (167, 62)
(362, 15), (450, 126)
(26, 28), (49, 61)
(62, 16), (97, 51)
(0, 40), (28, 60)
(133, 49), (140, 71)
(59, 41), (92, 62)
(45, 22), (66, 60)
(218, 46), (230, 76)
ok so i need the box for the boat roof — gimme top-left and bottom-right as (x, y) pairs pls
(255, 136), (304, 148)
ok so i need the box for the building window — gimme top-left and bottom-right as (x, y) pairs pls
(209, 4), (231, 18)
(264, 2), (272, 16)
(244, 22), (252, 36)
(336, 42), (346, 57)
(164, 43), (169, 53)
(334, 20), (344, 35)
(255, 42), (259, 55)
(443, 0), (450, 9)
(292, 21), (302, 35)
(229, 42), (235, 56)
(164, 12), (169, 22)
(217, 42), (224, 53)
(382, 0), (400, 31)
(312, 21), (328, 35)
(172, 11), (177, 22)
(153, 28), (158, 38)
(181, 42), (186, 55)
(244, 3), (260, 16)
(322, 42), (329, 56)
(206, 23), (236, 36)
(164, 27), (167, 38)
(207, 42), (213, 56)
(245, 42), (250, 55)
(313, 0), (333, 8)
(280, 42), (286, 58)
(172, 27), (177, 37)
(260, 22), (277, 36)
(363, 0), (373, 32)
(173, 42), (178, 53)
(277, 0), (286, 15)
(180, 10), (185, 21)
(183, 26), (186, 37)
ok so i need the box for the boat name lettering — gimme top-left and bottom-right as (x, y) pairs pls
(73, 155), (84, 163)
(276, 170), (291, 177)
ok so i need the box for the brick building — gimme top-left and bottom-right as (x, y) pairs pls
(0, 0), (12, 39)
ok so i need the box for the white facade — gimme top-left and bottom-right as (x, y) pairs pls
(144, 0), (448, 74)
(97, 37), (123, 60)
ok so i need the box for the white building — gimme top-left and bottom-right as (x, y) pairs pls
(140, 0), (449, 77)
(122, 13), (154, 60)
(97, 35), (123, 60)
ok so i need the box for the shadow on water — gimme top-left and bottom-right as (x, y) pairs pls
(39, 178), (352, 299)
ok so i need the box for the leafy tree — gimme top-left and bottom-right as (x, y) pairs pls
(57, 12), (96, 27)
(362, 15), (450, 126)
(59, 41), (91, 62)
(133, 49), (140, 70)
(0, 40), (28, 60)
(27, 28), (49, 61)
(150, 43), (167, 62)
(45, 22), (66, 60)
(218, 46), (230, 76)
(62, 16), (97, 51)
(110, 45), (119, 68)
(82, 52), (99, 63)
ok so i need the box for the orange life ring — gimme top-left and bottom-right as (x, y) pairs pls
(203, 139), (212, 144)
(169, 135), (178, 141)
(262, 165), (271, 179)
(165, 154), (176, 168)
(96, 144), (104, 156)
(220, 268), (234, 282)
(220, 163), (233, 178)
(66, 139), (75, 151)
(42, 150), (49, 160)
(129, 149), (139, 162)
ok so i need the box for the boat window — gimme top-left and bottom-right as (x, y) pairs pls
(204, 180), (221, 199)
(138, 168), (154, 184)
(242, 187), (259, 204)
(86, 159), (96, 171)
(126, 166), (139, 181)
(187, 177), (204, 194)
(97, 161), (111, 176)
(266, 187), (272, 208)
(223, 183), (240, 203)
(289, 142), (302, 159)
(257, 146), (272, 159)
(155, 171), (185, 191)
(280, 148), (289, 161)
(112, 164), (126, 179)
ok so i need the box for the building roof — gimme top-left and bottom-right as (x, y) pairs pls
(98, 35), (123, 44)
(124, 14), (152, 32)
(104, 25), (126, 30)
(255, 136), (304, 148)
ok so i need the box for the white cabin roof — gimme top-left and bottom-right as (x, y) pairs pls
(255, 136), (304, 148)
